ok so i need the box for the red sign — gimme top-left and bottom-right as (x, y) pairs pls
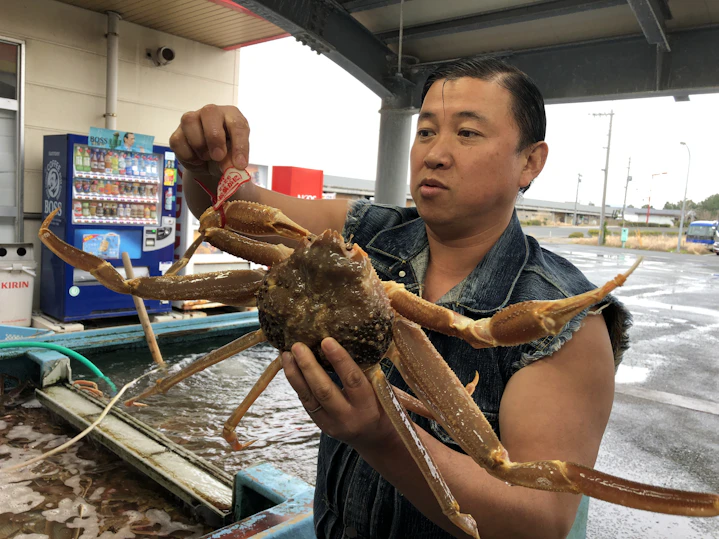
(271, 166), (323, 200)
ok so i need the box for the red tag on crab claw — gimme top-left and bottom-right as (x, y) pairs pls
(215, 167), (252, 210)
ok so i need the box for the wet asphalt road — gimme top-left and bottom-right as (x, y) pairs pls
(539, 242), (719, 538)
(524, 225), (681, 239)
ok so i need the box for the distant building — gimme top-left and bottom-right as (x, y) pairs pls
(620, 207), (677, 226)
(321, 175), (681, 225)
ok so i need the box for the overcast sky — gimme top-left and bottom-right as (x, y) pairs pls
(238, 37), (717, 210)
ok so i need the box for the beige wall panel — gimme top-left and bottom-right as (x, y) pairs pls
(117, 63), (236, 114)
(24, 84), (106, 134)
(23, 169), (43, 214)
(1, 0), (108, 55)
(25, 40), (107, 97)
(115, 101), (184, 146)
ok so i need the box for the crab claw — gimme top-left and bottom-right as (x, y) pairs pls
(199, 201), (311, 241)
(386, 257), (643, 349)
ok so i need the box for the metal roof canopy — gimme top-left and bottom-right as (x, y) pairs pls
(231, 0), (719, 105)
(232, 0), (718, 206)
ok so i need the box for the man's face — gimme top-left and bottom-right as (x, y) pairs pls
(410, 77), (536, 237)
(125, 133), (135, 147)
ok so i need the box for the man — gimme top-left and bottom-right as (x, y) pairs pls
(170, 58), (629, 539)
(123, 132), (135, 151)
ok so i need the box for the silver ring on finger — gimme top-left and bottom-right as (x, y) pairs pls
(306, 404), (322, 414)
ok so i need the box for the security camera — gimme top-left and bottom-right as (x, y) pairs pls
(147, 46), (175, 66)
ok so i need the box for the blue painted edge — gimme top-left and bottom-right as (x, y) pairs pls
(26, 349), (72, 385)
(0, 311), (261, 359)
(0, 348), (71, 388)
(235, 463), (313, 505)
(204, 463), (315, 539)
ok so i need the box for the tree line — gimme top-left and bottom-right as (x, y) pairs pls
(661, 194), (719, 221)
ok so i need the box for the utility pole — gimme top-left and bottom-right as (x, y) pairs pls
(621, 157), (631, 229)
(573, 174), (582, 225)
(591, 111), (614, 245)
(677, 142), (691, 253)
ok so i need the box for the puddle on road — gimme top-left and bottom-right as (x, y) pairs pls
(619, 296), (719, 318)
(615, 364), (650, 384)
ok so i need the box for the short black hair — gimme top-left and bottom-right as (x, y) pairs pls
(123, 132), (134, 141)
(421, 57), (546, 153)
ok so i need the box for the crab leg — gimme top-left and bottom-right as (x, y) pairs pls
(199, 201), (311, 241)
(40, 209), (264, 305)
(385, 258), (642, 349)
(72, 380), (104, 398)
(203, 228), (294, 266)
(167, 228), (292, 278)
(222, 355), (283, 450)
(367, 363), (480, 539)
(391, 361), (479, 420)
(391, 317), (719, 517)
(164, 233), (206, 276)
(131, 270), (264, 305)
(125, 329), (266, 407)
(218, 353), (452, 449)
(219, 347), (477, 449)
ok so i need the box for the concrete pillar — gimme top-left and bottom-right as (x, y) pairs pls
(105, 11), (121, 129)
(374, 95), (415, 206)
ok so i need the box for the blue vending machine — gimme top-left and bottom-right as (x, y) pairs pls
(40, 132), (178, 321)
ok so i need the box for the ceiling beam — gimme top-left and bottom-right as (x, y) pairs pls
(231, 0), (402, 99)
(377, 0), (626, 44)
(626, 0), (672, 51)
(407, 26), (719, 106)
(341, 0), (408, 13)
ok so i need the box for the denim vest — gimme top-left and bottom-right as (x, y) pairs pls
(314, 200), (631, 539)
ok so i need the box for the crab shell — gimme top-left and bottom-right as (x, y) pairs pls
(256, 230), (394, 369)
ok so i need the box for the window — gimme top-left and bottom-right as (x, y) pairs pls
(0, 42), (18, 100)
(0, 37), (22, 242)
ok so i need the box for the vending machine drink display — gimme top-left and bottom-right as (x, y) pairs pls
(41, 132), (178, 321)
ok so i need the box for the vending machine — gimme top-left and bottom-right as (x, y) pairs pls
(40, 131), (178, 321)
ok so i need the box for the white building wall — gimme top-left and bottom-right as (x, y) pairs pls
(0, 0), (240, 308)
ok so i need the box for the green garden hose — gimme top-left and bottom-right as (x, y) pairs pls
(0, 341), (117, 393)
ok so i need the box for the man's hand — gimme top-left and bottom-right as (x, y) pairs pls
(282, 338), (397, 452)
(172, 105), (350, 235)
(169, 104), (250, 175)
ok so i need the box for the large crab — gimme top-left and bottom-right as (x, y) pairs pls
(39, 173), (719, 538)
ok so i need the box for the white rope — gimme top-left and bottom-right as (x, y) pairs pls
(1, 368), (161, 473)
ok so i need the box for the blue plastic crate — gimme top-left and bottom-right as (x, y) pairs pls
(0, 325), (53, 342)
